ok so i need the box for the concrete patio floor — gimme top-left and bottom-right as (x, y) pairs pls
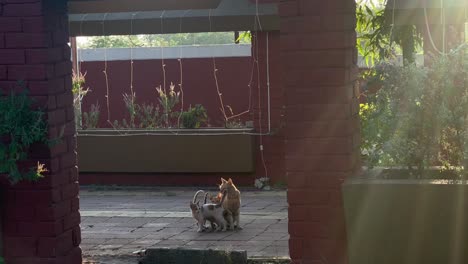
(80, 187), (289, 264)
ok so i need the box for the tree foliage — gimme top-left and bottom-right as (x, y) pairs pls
(361, 45), (468, 176)
(78, 32), (250, 49)
(356, 0), (423, 65)
(0, 89), (52, 184)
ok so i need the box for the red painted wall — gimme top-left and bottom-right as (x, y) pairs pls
(78, 31), (286, 186)
(80, 54), (253, 128)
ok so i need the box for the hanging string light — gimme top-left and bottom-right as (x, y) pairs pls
(81, 4), (273, 137)
(101, 13), (112, 124)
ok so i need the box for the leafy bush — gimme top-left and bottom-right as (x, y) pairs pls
(138, 102), (161, 129)
(72, 71), (90, 129)
(0, 90), (50, 184)
(181, 104), (208, 129)
(361, 46), (468, 175)
(82, 103), (100, 129)
(356, 0), (422, 65)
(157, 82), (180, 128)
(123, 93), (162, 129)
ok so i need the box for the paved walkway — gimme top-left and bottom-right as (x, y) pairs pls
(80, 187), (289, 263)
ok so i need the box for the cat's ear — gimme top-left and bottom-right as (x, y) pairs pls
(221, 178), (227, 183)
(228, 178), (233, 184)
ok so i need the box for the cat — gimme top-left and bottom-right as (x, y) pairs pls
(190, 189), (231, 232)
(190, 190), (206, 232)
(218, 178), (242, 230)
(209, 192), (223, 203)
(190, 190), (225, 232)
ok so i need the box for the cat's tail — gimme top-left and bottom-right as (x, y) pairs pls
(203, 192), (210, 204)
(192, 190), (205, 204)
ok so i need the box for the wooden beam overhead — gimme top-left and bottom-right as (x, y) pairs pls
(68, 0), (278, 36)
(69, 14), (279, 36)
(392, 8), (466, 25)
(387, 0), (467, 9)
(68, 0), (222, 13)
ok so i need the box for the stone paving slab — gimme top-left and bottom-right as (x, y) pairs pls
(81, 187), (289, 264)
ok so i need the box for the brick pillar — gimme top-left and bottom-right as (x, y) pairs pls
(280, 0), (359, 263)
(0, 1), (82, 263)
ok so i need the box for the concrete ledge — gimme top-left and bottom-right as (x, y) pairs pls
(77, 44), (252, 62)
(343, 176), (468, 264)
(140, 248), (247, 264)
(247, 257), (291, 264)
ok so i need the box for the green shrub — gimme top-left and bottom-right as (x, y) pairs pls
(72, 71), (90, 129)
(157, 82), (180, 128)
(181, 104), (208, 129)
(361, 46), (468, 175)
(0, 89), (52, 184)
(82, 103), (100, 129)
(138, 102), (161, 129)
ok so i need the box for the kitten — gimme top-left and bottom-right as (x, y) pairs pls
(190, 190), (231, 232)
(205, 192), (234, 231)
(219, 178), (242, 229)
(209, 192), (222, 203)
(202, 192), (217, 231)
(190, 190), (206, 232)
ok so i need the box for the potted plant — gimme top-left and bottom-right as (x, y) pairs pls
(76, 81), (255, 173)
(343, 46), (468, 264)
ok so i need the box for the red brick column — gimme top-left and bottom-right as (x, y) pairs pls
(0, 1), (82, 263)
(280, 0), (360, 263)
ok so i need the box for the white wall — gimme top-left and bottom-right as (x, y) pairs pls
(77, 44), (252, 62)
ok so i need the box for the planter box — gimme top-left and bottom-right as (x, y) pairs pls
(343, 171), (468, 264)
(77, 129), (255, 173)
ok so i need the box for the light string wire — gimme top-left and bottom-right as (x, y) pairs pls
(101, 13), (112, 124)
(78, 129), (261, 137)
(209, 9), (229, 122)
(208, 8), (258, 123)
(76, 13), (89, 129)
(388, 0), (396, 50)
(130, 13), (138, 98)
(177, 10), (191, 128)
(266, 31), (271, 133)
(253, 0), (269, 180)
(78, 14), (88, 74)
(129, 12), (138, 128)
(159, 10), (170, 127)
(86, 6), (273, 137)
(423, 0), (447, 55)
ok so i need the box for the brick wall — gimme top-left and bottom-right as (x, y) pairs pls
(280, 0), (360, 263)
(0, 0), (82, 263)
